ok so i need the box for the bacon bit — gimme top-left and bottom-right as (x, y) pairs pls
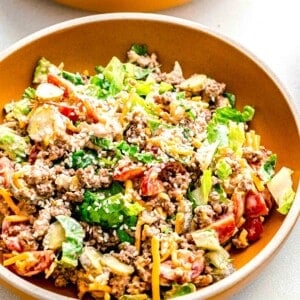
(58, 104), (80, 122)
(28, 144), (41, 164)
(0, 157), (13, 188)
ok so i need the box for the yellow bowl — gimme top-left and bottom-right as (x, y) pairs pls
(0, 13), (299, 300)
(54, 0), (192, 12)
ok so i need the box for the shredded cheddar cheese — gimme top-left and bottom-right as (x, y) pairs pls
(0, 188), (23, 216)
(151, 236), (160, 300)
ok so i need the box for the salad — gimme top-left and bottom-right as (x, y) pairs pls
(0, 44), (295, 299)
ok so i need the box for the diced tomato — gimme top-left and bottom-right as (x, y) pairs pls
(113, 165), (146, 181)
(58, 104), (79, 122)
(7, 250), (54, 277)
(0, 157), (13, 188)
(243, 217), (263, 243)
(208, 214), (237, 244)
(191, 258), (205, 279)
(140, 167), (165, 197)
(245, 190), (269, 218)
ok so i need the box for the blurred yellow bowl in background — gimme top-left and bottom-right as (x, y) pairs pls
(55, 0), (192, 12)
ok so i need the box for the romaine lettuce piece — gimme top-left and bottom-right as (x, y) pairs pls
(43, 221), (65, 250)
(130, 43), (148, 56)
(205, 247), (234, 279)
(200, 169), (213, 204)
(55, 215), (84, 268)
(70, 149), (98, 169)
(33, 57), (59, 83)
(164, 283), (196, 299)
(228, 121), (245, 154)
(216, 159), (232, 180)
(191, 229), (222, 251)
(207, 105), (254, 145)
(259, 154), (277, 182)
(62, 70), (84, 85)
(78, 186), (144, 229)
(4, 98), (33, 124)
(103, 56), (125, 95)
(0, 126), (28, 161)
(267, 167), (295, 214)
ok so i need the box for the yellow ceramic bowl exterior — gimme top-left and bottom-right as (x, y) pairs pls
(55, 0), (192, 12)
(0, 13), (299, 300)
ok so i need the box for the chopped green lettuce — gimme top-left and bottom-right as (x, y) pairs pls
(216, 159), (232, 180)
(191, 229), (222, 251)
(56, 215), (84, 268)
(206, 122), (228, 146)
(22, 87), (36, 100)
(130, 43), (148, 56)
(62, 70), (84, 85)
(205, 247), (234, 279)
(103, 56), (126, 95)
(159, 82), (173, 94)
(33, 57), (59, 83)
(228, 121), (246, 154)
(196, 140), (219, 170)
(164, 283), (196, 299)
(91, 137), (113, 150)
(135, 80), (155, 96)
(124, 62), (152, 80)
(78, 184), (144, 229)
(200, 169), (213, 203)
(90, 137), (157, 164)
(223, 92), (236, 107)
(129, 92), (160, 116)
(116, 229), (134, 244)
(0, 126), (28, 161)
(70, 149), (98, 169)
(207, 106), (253, 146)
(214, 105), (255, 124)
(188, 169), (213, 207)
(4, 98), (33, 123)
(267, 167), (295, 215)
(259, 154), (277, 182)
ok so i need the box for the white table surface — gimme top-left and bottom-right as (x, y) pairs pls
(0, 0), (299, 299)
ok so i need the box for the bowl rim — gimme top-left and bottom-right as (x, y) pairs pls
(0, 12), (299, 300)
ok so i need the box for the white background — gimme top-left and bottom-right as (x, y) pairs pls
(0, 0), (299, 299)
